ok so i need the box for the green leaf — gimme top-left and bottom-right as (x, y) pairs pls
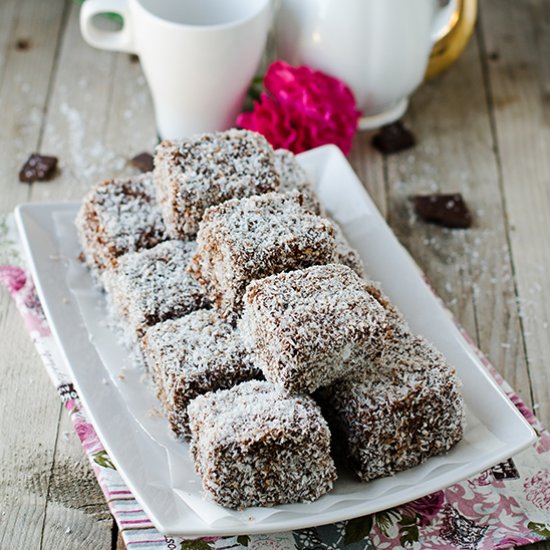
(398, 515), (418, 527)
(528, 522), (550, 539)
(236, 535), (250, 547)
(344, 515), (373, 545)
(375, 510), (398, 536)
(180, 541), (212, 550)
(93, 450), (115, 469)
(399, 523), (419, 547)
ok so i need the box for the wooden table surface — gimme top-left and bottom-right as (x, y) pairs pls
(1, 0), (550, 548)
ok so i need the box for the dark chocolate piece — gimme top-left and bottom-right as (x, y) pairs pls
(372, 121), (416, 154)
(19, 154), (58, 183)
(131, 152), (154, 172)
(411, 193), (473, 229)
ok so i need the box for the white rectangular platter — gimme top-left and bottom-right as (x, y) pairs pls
(15, 144), (536, 536)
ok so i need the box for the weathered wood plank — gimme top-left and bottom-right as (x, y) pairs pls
(382, 32), (532, 404)
(31, 6), (157, 548)
(31, 3), (120, 204)
(0, 308), (63, 549)
(103, 52), (156, 160)
(0, 1), (70, 549)
(481, 0), (550, 428)
(39, 411), (114, 550)
(0, 0), (20, 87)
(0, 0), (66, 216)
(349, 130), (387, 218)
(479, 4), (550, 546)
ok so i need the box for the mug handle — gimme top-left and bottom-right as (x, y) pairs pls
(426, 0), (478, 79)
(80, 0), (135, 53)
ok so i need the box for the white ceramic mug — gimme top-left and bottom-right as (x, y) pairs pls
(80, 0), (272, 138)
(275, 0), (464, 129)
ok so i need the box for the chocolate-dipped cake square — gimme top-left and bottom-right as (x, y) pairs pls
(329, 221), (365, 278)
(141, 310), (260, 439)
(189, 192), (337, 320)
(187, 380), (337, 509)
(240, 264), (391, 394)
(102, 240), (208, 337)
(75, 173), (167, 276)
(318, 335), (464, 482)
(154, 129), (281, 239)
(274, 149), (320, 214)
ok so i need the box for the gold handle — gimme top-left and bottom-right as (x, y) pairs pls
(425, 0), (478, 79)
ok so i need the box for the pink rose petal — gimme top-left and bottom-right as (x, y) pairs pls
(237, 60), (361, 155)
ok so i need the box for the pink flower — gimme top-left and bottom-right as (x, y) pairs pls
(0, 266), (27, 294)
(74, 417), (97, 446)
(237, 60), (361, 155)
(406, 491), (445, 525)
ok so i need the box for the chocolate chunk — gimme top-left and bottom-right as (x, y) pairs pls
(128, 53), (139, 63)
(411, 193), (473, 229)
(15, 38), (30, 51)
(19, 154), (58, 183)
(130, 152), (154, 172)
(372, 121), (416, 154)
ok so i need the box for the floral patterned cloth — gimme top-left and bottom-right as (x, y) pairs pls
(2, 213), (550, 550)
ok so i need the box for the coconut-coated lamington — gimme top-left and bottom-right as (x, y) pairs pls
(318, 335), (464, 482)
(330, 221), (365, 278)
(240, 264), (391, 394)
(187, 380), (337, 509)
(102, 240), (208, 337)
(272, 149), (365, 276)
(141, 310), (261, 439)
(75, 173), (166, 275)
(364, 280), (411, 342)
(189, 192), (337, 320)
(274, 149), (320, 214)
(154, 129), (281, 239)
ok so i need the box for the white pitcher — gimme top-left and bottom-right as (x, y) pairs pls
(274, 0), (477, 128)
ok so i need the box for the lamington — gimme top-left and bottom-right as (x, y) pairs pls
(102, 240), (208, 337)
(141, 310), (261, 439)
(317, 335), (464, 482)
(240, 264), (392, 394)
(273, 149), (366, 276)
(189, 192), (337, 320)
(274, 149), (320, 214)
(330, 221), (365, 278)
(75, 173), (166, 276)
(154, 129), (281, 239)
(363, 280), (411, 342)
(187, 380), (337, 509)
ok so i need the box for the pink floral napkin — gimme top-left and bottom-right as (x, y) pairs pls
(2, 214), (550, 550)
